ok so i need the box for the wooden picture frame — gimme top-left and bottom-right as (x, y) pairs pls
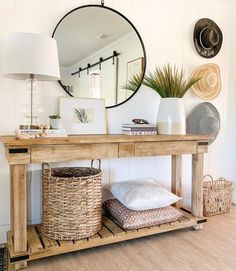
(126, 57), (144, 97)
(59, 97), (106, 134)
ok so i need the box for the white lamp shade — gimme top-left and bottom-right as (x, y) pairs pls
(3, 32), (60, 81)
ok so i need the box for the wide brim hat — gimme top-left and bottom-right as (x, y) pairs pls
(191, 63), (221, 100)
(193, 18), (223, 58)
(186, 102), (220, 145)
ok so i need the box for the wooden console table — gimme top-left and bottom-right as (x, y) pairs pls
(0, 134), (210, 270)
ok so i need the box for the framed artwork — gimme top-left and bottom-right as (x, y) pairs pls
(126, 57), (144, 97)
(126, 57), (144, 83)
(59, 97), (106, 134)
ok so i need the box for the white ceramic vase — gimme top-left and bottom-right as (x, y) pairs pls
(157, 98), (186, 135)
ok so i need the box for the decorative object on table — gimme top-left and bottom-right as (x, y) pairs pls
(191, 63), (221, 100)
(59, 97), (106, 135)
(0, 245), (8, 271)
(41, 128), (67, 137)
(143, 64), (200, 135)
(203, 175), (233, 216)
(122, 119), (157, 135)
(16, 132), (44, 139)
(122, 122), (157, 135)
(186, 102), (220, 145)
(49, 114), (62, 129)
(16, 126), (67, 139)
(3, 32), (60, 127)
(19, 124), (49, 130)
(103, 199), (183, 230)
(193, 18), (223, 58)
(41, 160), (102, 240)
(132, 118), (149, 124)
(108, 179), (181, 210)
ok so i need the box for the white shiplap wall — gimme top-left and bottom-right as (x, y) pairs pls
(0, 0), (236, 243)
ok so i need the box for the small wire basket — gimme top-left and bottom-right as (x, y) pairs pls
(203, 175), (233, 216)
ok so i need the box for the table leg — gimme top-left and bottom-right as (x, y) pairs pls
(171, 155), (183, 208)
(10, 165), (28, 269)
(192, 153), (204, 230)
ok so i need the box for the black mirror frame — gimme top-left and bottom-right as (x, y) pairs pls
(52, 4), (146, 109)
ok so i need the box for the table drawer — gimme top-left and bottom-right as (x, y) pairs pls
(135, 141), (197, 156)
(31, 143), (118, 163)
(118, 143), (135, 157)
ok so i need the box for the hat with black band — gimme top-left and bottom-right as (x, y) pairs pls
(193, 18), (223, 58)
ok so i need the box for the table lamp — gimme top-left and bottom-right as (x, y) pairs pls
(3, 32), (60, 128)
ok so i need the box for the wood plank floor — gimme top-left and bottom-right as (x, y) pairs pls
(26, 206), (236, 271)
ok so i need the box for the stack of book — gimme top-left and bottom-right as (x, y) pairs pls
(122, 123), (157, 135)
(16, 128), (67, 137)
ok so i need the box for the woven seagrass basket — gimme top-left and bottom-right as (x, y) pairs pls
(203, 175), (233, 217)
(41, 160), (102, 240)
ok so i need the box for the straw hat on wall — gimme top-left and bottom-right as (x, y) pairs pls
(191, 63), (221, 100)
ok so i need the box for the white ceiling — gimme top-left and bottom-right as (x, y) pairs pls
(54, 7), (134, 67)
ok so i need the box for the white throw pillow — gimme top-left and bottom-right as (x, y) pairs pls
(109, 179), (181, 211)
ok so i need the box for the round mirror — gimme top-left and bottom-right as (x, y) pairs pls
(52, 4), (146, 108)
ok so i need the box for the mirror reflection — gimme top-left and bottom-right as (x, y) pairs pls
(53, 5), (146, 108)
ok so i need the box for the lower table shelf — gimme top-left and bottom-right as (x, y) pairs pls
(8, 208), (207, 264)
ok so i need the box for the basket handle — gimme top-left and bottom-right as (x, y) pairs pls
(91, 159), (101, 170)
(42, 163), (51, 178)
(203, 174), (214, 182)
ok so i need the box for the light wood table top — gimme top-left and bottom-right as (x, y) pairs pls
(0, 134), (211, 146)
